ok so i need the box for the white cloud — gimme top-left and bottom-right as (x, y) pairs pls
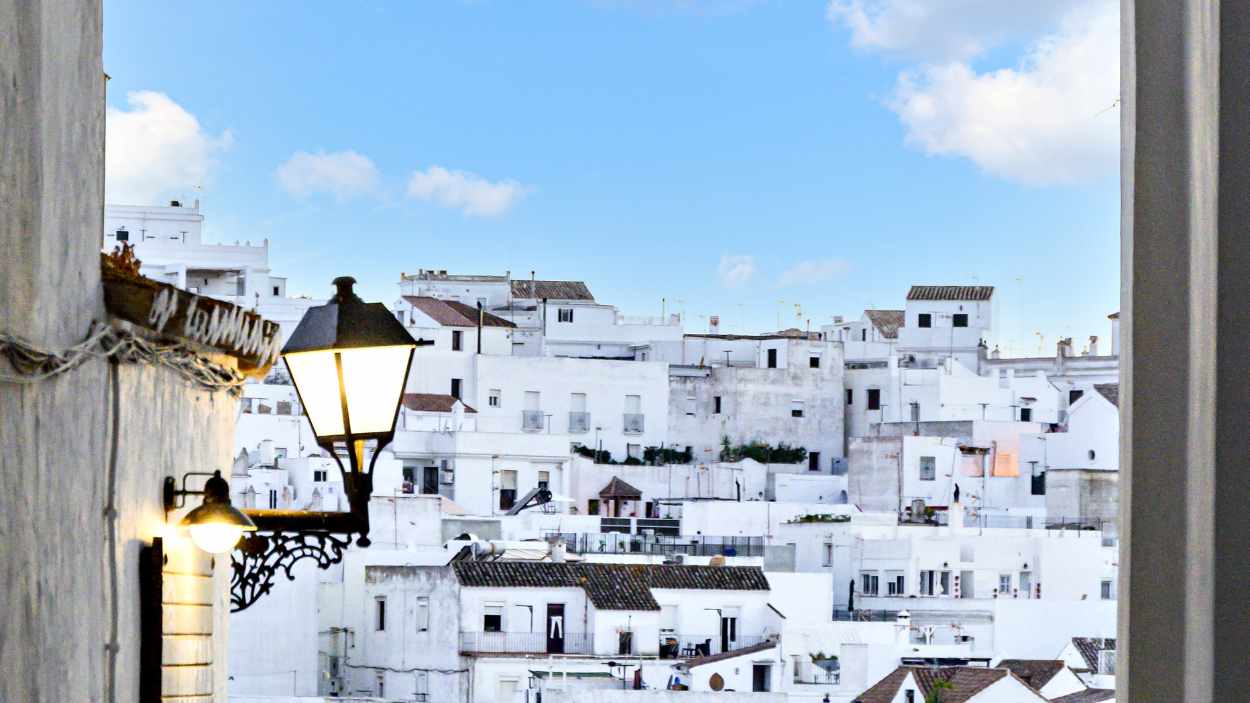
(406, 166), (528, 217)
(828, 0), (1119, 185)
(717, 254), (756, 288)
(778, 258), (850, 287)
(276, 150), (380, 200)
(105, 91), (231, 205)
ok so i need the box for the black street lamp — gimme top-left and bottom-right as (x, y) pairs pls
(230, 277), (431, 611)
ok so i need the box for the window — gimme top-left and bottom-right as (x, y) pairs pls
(940, 571), (951, 595)
(861, 328), (867, 341)
(791, 400), (804, 418)
(483, 604), (502, 632)
(809, 354), (820, 368)
(867, 388), (881, 410)
(808, 451), (821, 472)
(537, 470), (550, 490)
(1019, 571), (1033, 598)
(450, 378), (462, 399)
(241, 398), (253, 414)
(272, 285), (280, 296)
(375, 597), (387, 631)
(999, 574), (1011, 594)
(685, 396), (696, 416)
(1069, 389), (1085, 404)
(115, 228), (129, 242)
(415, 596), (430, 631)
(313, 470), (328, 482)
(910, 402), (920, 422)
(452, 330), (463, 351)
(918, 313), (932, 328)
(860, 572), (879, 596)
(402, 466), (416, 484)
(713, 396), (722, 414)
(906, 691), (916, 703)
(558, 308), (574, 322)
(1101, 579), (1115, 600)
(268, 489), (278, 509)
(767, 348), (778, 368)
(920, 570), (936, 596)
(625, 394), (641, 413)
(498, 470), (517, 510)
(822, 543), (833, 567)
(587, 498), (600, 515)
(1020, 407), (1033, 422)
(489, 389), (501, 408)
(1088, 449), (1097, 461)
(376, 673), (385, 698)
(919, 456), (936, 481)
(953, 313), (968, 327)
(627, 444), (642, 460)
(276, 400), (292, 415)
(887, 572), (905, 595)
(845, 388), (853, 405)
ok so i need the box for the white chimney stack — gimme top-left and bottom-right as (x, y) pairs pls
(1089, 335), (1099, 356)
(709, 315), (720, 333)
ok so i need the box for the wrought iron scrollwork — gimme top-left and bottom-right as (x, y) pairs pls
(231, 529), (353, 612)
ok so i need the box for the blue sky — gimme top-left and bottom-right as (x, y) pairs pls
(103, 1), (1120, 356)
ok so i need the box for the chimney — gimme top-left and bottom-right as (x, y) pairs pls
(1089, 335), (1099, 356)
(709, 315), (720, 333)
(259, 439), (276, 467)
(549, 539), (567, 563)
(991, 346), (1001, 359)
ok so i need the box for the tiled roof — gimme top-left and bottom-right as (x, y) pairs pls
(599, 476), (643, 499)
(996, 660), (1064, 691)
(451, 562), (769, 611)
(1107, 312), (1120, 319)
(907, 285), (995, 301)
(1094, 383), (1119, 407)
(682, 639), (777, 669)
(854, 666), (1044, 703)
(510, 279), (595, 301)
(403, 296), (516, 328)
(865, 309), (904, 339)
(402, 393), (477, 414)
(1071, 638), (1116, 673)
(1051, 689), (1115, 703)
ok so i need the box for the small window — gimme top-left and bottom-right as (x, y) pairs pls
(483, 604), (502, 632)
(1069, 389), (1085, 404)
(313, 470), (328, 482)
(375, 597), (387, 631)
(790, 400), (804, 418)
(845, 389), (853, 405)
(906, 690), (916, 703)
(498, 470), (517, 510)
(919, 456), (936, 481)
(241, 399), (254, 414)
(861, 328), (867, 342)
(415, 596), (430, 631)
(999, 574), (1011, 594)
(918, 313), (932, 328)
(489, 389), (501, 408)
(587, 498), (600, 515)
(558, 308), (574, 323)
(822, 543), (833, 567)
(1101, 579), (1114, 600)
(767, 348), (778, 368)
(268, 489), (278, 509)
(953, 313), (968, 328)
(860, 572), (879, 596)
(1088, 449), (1097, 461)
(276, 401), (292, 416)
(452, 330), (463, 351)
(713, 396), (722, 414)
(888, 573), (905, 595)
(867, 388), (881, 411)
(808, 451), (821, 471)
(272, 285), (280, 296)
(809, 355), (820, 369)
(115, 228), (130, 242)
(537, 470), (550, 490)
(450, 378), (462, 399)
(1020, 408), (1033, 422)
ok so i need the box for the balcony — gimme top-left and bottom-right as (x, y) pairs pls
(622, 413), (645, 434)
(657, 634), (772, 659)
(521, 410), (545, 432)
(459, 631), (593, 656)
(550, 532), (765, 557)
(568, 411), (590, 434)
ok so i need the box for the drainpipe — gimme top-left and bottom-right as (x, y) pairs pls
(476, 301), (483, 355)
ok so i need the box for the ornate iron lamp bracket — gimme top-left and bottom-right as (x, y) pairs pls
(230, 510), (361, 612)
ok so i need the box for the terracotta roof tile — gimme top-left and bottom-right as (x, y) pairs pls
(1051, 689), (1115, 703)
(682, 639), (777, 669)
(1094, 384), (1119, 407)
(1071, 638), (1116, 673)
(907, 285), (995, 301)
(510, 280), (595, 301)
(996, 660), (1064, 691)
(854, 666), (1044, 703)
(402, 393), (477, 414)
(599, 476), (643, 499)
(865, 309), (905, 339)
(403, 296), (516, 328)
(452, 562), (769, 611)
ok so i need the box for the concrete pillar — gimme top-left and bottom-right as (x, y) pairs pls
(1122, 1), (1250, 700)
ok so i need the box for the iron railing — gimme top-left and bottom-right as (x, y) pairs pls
(927, 513), (1115, 532)
(623, 413), (645, 434)
(656, 634), (771, 659)
(459, 631), (593, 655)
(568, 411), (590, 434)
(548, 532), (765, 557)
(833, 609), (901, 622)
(522, 410), (545, 432)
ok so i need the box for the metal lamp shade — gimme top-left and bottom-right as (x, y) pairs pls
(281, 277), (418, 443)
(179, 470), (257, 554)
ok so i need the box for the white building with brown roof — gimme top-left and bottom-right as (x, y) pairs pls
(853, 665), (1048, 703)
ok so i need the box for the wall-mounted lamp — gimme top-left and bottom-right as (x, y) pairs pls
(164, 470), (256, 554)
(228, 277), (431, 612)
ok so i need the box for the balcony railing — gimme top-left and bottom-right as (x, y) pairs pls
(548, 532), (765, 557)
(459, 631), (593, 656)
(622, 413), (645, 434)
(522, 410), (545, 432)
(657, 634), (772, 659)
(568, 411), (590, 434)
